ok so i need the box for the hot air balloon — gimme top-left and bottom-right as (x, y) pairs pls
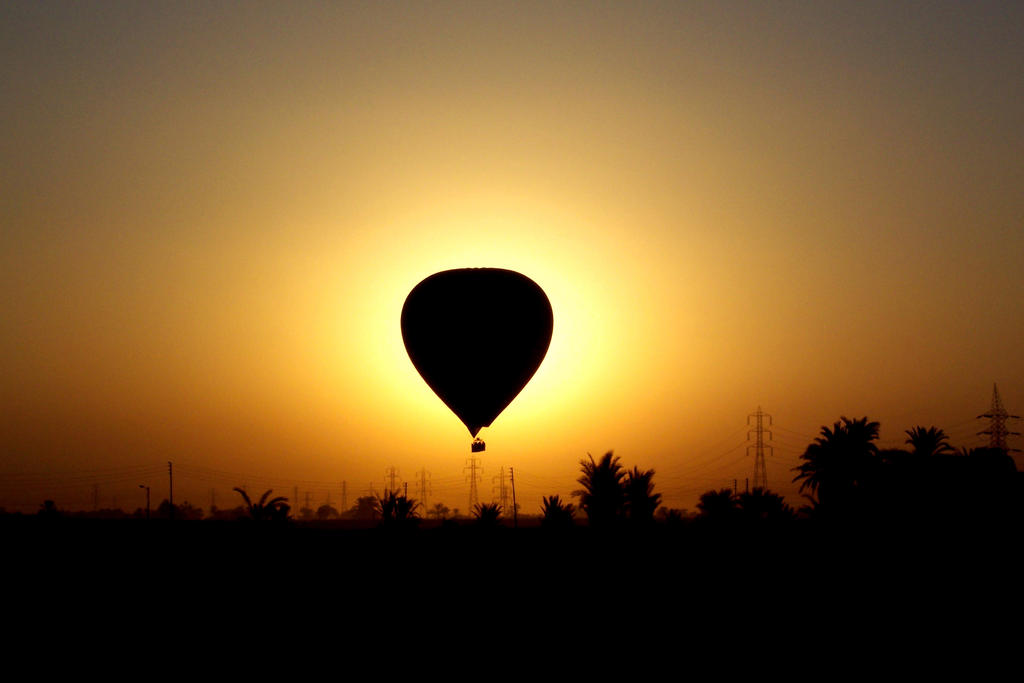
(401, 268), (553, 452)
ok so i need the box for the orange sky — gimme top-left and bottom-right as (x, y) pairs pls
(2, 2), (1023, 514)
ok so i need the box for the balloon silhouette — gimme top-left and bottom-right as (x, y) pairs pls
(401, 268), (553, 449)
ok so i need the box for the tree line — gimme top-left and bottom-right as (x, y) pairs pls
(14, 416), (1020, 528)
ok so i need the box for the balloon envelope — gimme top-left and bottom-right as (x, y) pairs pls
(401, 268), (553, 437)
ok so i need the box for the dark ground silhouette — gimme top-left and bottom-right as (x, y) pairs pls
(6, 414), (1022, 631)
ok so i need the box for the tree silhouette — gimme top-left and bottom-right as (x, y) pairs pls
(574, 451), (626, 528)
(540, 494), (576, 529)
(624, 466), (661, 525)
(316, 503), (340, 520)
(375, 491), (420, 528)
(37, 500), (60, 519)
(154, 499), (204, 520)
(472, 502), (502, 527)
(736, 488), (794, 525)
(346, 496), (375, 520)
(208, 504), (247, 521)
(791, 416), (881, 515)
(428, 502), (451, 520)
(233, 488), (290, 522)
(904, 426), (954, 457)
(656, 508), (688, 526)
(696, 488), (738, 524)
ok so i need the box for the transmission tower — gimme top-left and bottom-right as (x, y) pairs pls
(492, 466), (511, 512)
(414, 469), (431, 511)
(977, 383), (1020, 453)
(464, 456), (482, 511)
(747, 407), (773, 491)
(384, 467), (400, 495)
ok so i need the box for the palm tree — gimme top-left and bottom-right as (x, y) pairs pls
(233, 488), (290, 522)
(624, 466), (661, 524)
(791, 416), (881, 514)
(736, 488), (794, 524)
(472, 502), (502, 527)
(375, 491), (420, 528)
(696, 488), (738, 523)
(904, 426), (954, 457)
(574, 451), (626, 528)
(540, 494), (576, 529)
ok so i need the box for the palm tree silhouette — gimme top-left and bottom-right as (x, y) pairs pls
(791, 416), (881, 515)
(233, 488), (290, 522)
(736, 488), (794, 524)
(375, 491), (420, 528)
(574, 451), (626, 528)
(472, 502), (502, 527)
(540, 494), (576, 528)
(904, 426), (954, 457)
(696, 488), (738, 523)
(624, 466), (661, 524)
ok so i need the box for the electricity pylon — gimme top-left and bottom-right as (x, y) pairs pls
(978, 383), (1020, 453)
(384, 467), (400, 495)
(414, 468), (431, 511)
(492, 466), (511, 512)
(464, 456), (482, 511)
(747, 407), (773, 491)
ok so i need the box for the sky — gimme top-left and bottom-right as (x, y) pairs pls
(2, 1), (1023, 515)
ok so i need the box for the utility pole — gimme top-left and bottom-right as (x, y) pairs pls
(978, 383), (1021, 453)
(464, 455), (482, 512)
(747, 407), (773, 491)
(341, 481), (348, 513)
(509, 467), (518, 529)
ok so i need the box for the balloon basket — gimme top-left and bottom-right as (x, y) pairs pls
(471, 438), (486, 453)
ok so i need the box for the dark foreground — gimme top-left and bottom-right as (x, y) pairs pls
(7, 516), (1018, 604)
(7, 516), (1017, 671)
(7, 517), (1023, 671)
